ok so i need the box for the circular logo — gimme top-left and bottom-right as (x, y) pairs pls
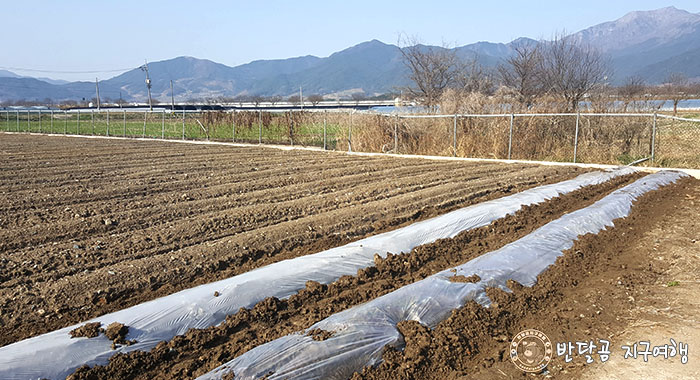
(510, 329), (552, 373)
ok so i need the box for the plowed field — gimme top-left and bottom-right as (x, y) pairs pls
(0, 133), (583, 346)
(4, 133), (696, 380)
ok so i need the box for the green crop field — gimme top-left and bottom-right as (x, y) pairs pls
(0, 110), (344, 149)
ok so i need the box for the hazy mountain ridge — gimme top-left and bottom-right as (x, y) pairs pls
(2, 6), (700, 102)
(572, 6), (700, 81)
(572, 6), (700, 52)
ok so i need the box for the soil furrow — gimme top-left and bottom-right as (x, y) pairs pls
(0, 133), (584, 348)
(348, 177), (698, 380)
(65, 170), (642, 379)
(0, 160), (509, 255)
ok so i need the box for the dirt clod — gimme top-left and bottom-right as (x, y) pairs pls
(449, 274), (481, 283)
(307, 328), (334, 341)
(70, 322), (102, 339)
(104, 322), (129, 345)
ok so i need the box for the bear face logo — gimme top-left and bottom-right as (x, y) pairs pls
(510, 329), (552, 373)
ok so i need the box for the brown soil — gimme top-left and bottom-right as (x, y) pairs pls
(69, 321), (134, 350)
(307, 328), (334, 341)
(449, 274), (481, 283)
(70, 322), (102, 339)
(0, 133), (584, 346)
(580, 183), (700, 379)
(350, 177), (699, 380)
(104, 323), (128, 343)
(66, 171), (640, 379)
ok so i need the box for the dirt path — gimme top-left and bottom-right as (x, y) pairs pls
(349, 177), (698, 380)
(67, 171), (642, 379)
(0, 133), (582, 346)
(579, 182), (700, 379)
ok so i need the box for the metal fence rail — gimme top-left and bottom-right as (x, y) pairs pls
(1, 109), (699, 168)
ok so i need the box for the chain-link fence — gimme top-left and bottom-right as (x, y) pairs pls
(1, 109), (698, 168)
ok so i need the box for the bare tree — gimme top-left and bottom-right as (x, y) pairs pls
(307, 94), (323, 106)
(398, 34), (461, 111)
(350, 92), (366, 103)
(663, 72), (690, 116)
(456, 58), (493, 95)
(269, 95), (282, 105)
(498, 42), (543, 108)
(618, 76), (646, 111)
(538, 33), (609, 111)
(251, 95), (265, 107)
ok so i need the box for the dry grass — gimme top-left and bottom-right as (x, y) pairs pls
(193, 110), (697, 167)
(341, 114), (680, 166)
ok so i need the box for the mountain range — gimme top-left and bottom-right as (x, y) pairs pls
(1, 6), (699, 102)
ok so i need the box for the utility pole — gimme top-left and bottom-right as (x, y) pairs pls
(119, 91), (123, 108)
(299, 86), (303, 111)
(140, 60), (153, 111)
(170, 80), (175, 110)
(95, 78), (101, 111)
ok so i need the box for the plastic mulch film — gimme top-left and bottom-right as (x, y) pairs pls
(0, 168), (636, 380)
(198, 170), (686, 380)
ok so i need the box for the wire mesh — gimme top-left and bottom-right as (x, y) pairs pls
(2, 109), (698, 168)
(655, 115), (700, 168)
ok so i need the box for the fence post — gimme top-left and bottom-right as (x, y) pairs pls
(123, 110), (126, 137)
(143, 111), (147, 138)
(77, 110), (81, 134)
(5, 111), (8, 132)
(106, 110), (110, 137)
(161, 110), (165, 139)
(453, 114), (457, 157)
(64, 111), (67, 134)
(50, 110), (54, 134)
(573, 112), (580, 163)
(394, 114), (399, 154)
(16, 111), (19, 132)
(232, 111), (236, 143)
(39, 110), (42, 133)
(91, 110), (94, 135)
(258, 110), (262, 144)
(182, 109), (185, 140)
(507, 113), (514, 160)
(27, 110), (30, 132)
(348, 111), (353, 152)
(651, 112), (657, 164)
(323, 111), (327, 150)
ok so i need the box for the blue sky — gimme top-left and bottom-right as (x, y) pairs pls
(2, 1), (699, 81)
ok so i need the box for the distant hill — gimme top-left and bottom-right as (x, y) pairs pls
(571, 6), (700, 83)
(2, 6), (700, 102)
(0, 70), (22, 78)
(0, 70), (70, 86)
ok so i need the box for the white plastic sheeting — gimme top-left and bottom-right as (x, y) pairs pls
(0, 168), (636, 380)
(198, 170), (686, 380)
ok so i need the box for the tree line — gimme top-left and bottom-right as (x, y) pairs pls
(398, 33), (699, 115)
